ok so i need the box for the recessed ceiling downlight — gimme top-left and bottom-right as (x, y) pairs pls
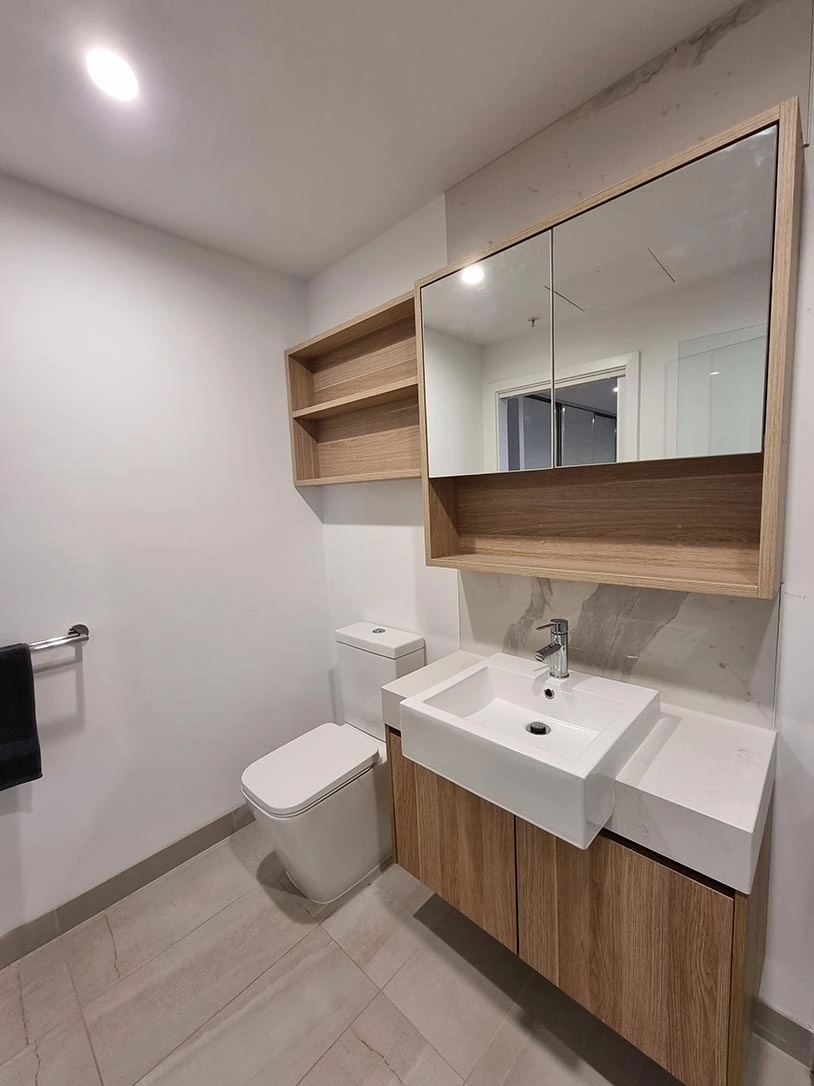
(85, 48), (139, 101)
(461, 264), (484, 285)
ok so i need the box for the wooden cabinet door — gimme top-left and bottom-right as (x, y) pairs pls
(518, 820), (735, 1086)
(386, 727), (517, 951)
(386, 727), (422, 880)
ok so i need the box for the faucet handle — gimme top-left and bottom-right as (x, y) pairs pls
(536, 618), (568, 634)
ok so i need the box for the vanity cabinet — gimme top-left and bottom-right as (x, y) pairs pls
(387, 727), (764, 1086)
(518, 819), (738, 1086)
(385, 729), (516, 949)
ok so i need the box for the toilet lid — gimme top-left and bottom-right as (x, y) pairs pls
(241, 722), (380, 817)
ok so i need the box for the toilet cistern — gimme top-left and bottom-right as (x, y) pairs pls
(534, 618), (569, 678)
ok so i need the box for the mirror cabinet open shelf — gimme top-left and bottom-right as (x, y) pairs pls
(417, 100), (802, 599)
(286, 293), (421, 486)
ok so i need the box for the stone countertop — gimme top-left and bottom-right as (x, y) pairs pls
(382, 652), (775, 895)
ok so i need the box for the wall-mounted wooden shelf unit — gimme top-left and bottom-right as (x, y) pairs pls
(418, 99), (802, 599)
(286, 294), (421, 486)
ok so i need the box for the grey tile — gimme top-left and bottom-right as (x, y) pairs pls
(745, 1034), (812, 1086)
(224, 819), (284, 890)
(56, 811), (238, 935)
(0, 940), (79, 1067)
(322, 864), (451, 987)
(84, 886), (312, 1086)
(0, 1015), (100, 1086)
(0, 913), (58, 973)
(383, 907), (530, 1078)
(301, 992), (463, 1086)
(64, 822), (281, 1005)
(138, 928), (376, 1086)
(0, 960), (26, 1067)
(299, 1029), (401, 1086)
(467, 973), (668, 1086)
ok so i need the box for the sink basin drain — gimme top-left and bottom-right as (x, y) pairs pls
(526, 722), (551, 736)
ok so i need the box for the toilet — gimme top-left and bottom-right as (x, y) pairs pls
(241, 623), (425, 903)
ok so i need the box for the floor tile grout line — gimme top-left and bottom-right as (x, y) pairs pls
(70, 971), (106, 1085)
(350, 983), (466, 1086)
(68, 879), (278, 1010)
(128, 923), (315, 1086)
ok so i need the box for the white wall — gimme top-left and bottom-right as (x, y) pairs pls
(446, 0), (812, 262)
(308, 197), (447, 332)
(759, 160), (814, 1030)
(441, 0), (814, 1030)
(0, 176), (334, 937)
(307, 199), (459, 678)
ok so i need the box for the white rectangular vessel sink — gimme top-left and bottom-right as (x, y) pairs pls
(399, 653), (660, 848)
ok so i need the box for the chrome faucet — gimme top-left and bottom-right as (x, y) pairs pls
(534, 619), (569, 678)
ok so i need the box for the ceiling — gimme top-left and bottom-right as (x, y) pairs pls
(0, 0), (738, 278)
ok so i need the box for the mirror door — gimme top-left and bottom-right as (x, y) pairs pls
(421, 123), (778, 479)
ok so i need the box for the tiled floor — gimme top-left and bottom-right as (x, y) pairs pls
(0, 820), (808, 1086)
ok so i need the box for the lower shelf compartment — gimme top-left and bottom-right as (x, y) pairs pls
(292, 397), (421, 485)
(426, 453), (766, 598)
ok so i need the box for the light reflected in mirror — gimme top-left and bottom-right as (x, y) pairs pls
(422, 230), (552, 477)
(421, 125), (778, 478)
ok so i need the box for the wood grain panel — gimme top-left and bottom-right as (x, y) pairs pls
(289, 293), (415, 359)
(758, 98), (803, 596)
(427, 549), (760, 597)
(291, 377), (418, 420)
(414, 763), (516, 950)
(455, 455), (762, 546)
(289, 418), (318, 483)
(314, 400), (420, 480)
(553, 833), (733, 1086)
(516, 820), (558, 983)
(386, 729), (421, 879)
(310, 319), (417, 403)
(426, 478), (461, 561)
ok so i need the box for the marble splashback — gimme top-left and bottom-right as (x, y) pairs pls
(459, 573), (780, 729)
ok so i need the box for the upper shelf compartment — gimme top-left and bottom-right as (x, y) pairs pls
(417, 100), (802, 598)
(286, 294), (421, 485)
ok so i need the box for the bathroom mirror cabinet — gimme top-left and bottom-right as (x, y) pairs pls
(417, 100), (801, 598)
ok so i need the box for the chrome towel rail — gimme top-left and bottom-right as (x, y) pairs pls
(29, 624), (90, 654)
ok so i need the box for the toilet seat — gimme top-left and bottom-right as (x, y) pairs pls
(241, 722), (380, 818)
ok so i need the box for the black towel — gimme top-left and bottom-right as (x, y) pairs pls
(0, 644), (41, 791)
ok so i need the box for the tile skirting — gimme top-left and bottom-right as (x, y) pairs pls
(754, 999), (814, 1069)
(0, 804), (253, 971)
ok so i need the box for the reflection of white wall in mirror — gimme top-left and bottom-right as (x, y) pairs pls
(423, 328), (485, 475)
(672, 327), (767, 458)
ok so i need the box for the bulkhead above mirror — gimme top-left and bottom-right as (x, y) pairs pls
(420, 124), (778, 478)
